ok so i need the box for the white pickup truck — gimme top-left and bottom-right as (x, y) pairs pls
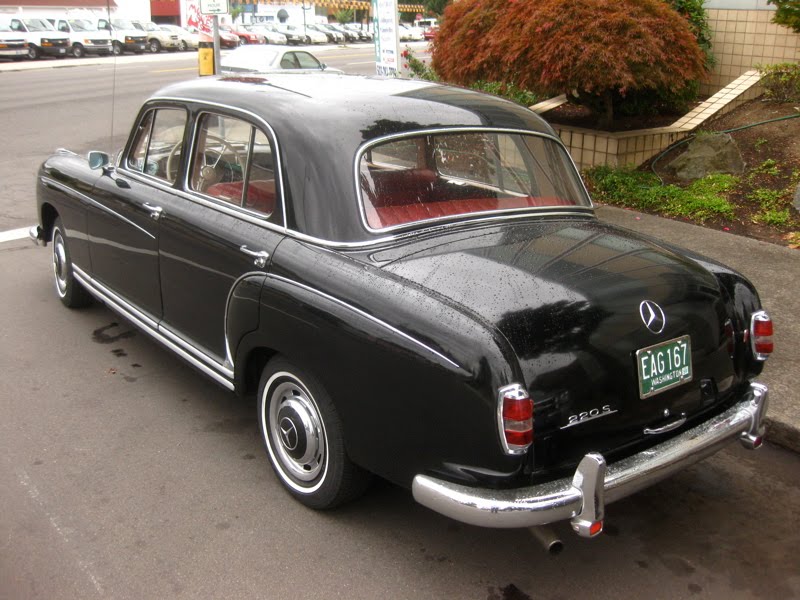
(96, 17), (147, 55)
(3, 17), (70, 59)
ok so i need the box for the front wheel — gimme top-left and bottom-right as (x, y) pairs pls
(148, 39), (161, 53)
(27, 44), (41, 60)
(52, 218), (92, 308)
(178, 40), (188, 51)
(71, 44), (85, 58)
(258, 357), (368, 509)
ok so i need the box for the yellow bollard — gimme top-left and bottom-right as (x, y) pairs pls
(198, 40), (215, 76)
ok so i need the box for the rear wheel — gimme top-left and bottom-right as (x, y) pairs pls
(258, 357), (369, 509)
(52, 218), (92, 309)
(112, 41), (122, 56)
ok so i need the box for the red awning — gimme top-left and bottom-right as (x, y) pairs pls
(0, 0), (117, 7)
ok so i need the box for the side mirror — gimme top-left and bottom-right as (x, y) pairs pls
(321, 63), (327, 70)
(88, 151), (110, 171)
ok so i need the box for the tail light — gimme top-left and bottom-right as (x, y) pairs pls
(750, 310), (773, 360)
(497, 384), (533, 455)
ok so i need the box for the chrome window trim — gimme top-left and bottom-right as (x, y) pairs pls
(353, 127), (595, 236)
(124, 105), (190, 184)
(268, 273), (461, 370)
(40, 176), (156, 240)
(71, 264), (234, 390)
(147, 95), (288, 230)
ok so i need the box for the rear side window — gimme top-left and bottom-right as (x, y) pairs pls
(189, 113), (278, 219)
(126, 108), (187, 184)
(359, 131), (588, 230)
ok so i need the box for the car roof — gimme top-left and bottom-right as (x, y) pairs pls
(148, 74), (561, 244)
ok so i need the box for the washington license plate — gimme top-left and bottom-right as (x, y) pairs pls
(636, 335), (692, 399)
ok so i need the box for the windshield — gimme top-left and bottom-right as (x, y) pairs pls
(69, 19), (96, 32)
(23, 19), (55, 31)
(359, 131), (589, 230)
(112, 19), (136, 30)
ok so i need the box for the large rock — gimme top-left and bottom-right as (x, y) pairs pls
(668, 133), (745, 182)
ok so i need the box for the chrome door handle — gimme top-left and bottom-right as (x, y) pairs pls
(143, 203), (163, 220)
(643, 413), (687, 436)
(240, 245), (270, 268)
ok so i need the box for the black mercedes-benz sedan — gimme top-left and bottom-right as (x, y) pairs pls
(30, 73), (772, 539)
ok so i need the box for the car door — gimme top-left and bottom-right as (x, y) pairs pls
(88, 105), (188, 321)
(157, 108), (285, 369)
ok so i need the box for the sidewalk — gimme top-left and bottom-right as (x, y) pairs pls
(597, 204), (799, 453)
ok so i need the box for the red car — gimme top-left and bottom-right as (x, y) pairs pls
(221, 25), (265, 45)
(423, 26), (438, 41)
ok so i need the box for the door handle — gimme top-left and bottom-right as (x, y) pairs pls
(643, 413), (687, 436)
(240, 245), (270, 268)
(143, 203), (163, 220)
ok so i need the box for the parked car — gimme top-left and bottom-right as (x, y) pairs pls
(423, 26), (438, 41)
(132, 20), (179, 53)
(218, 28), (240, 48)
(399, 23), (424, 41)
(0, 24), (28, 60)
(344, 23), (373, 41)
(273, 24), (306, 45)
(31, 74), (772, 539)
(96, 18), (147, 55)
(244, 24), (287, 45)
(307, 23), (343, 44)
(220, 46), (341, 74)
(49, 17), (112, 57)
(159, 24), (198, 51)
(2, 17), (69, 59)
(327, 23), (359, 43)
(219, 24), (263, 45)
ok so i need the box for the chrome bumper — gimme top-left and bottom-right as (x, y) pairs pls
(29, 225), (45, 246)
(412, 382), (768, 536)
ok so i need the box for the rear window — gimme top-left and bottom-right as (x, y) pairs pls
(359, 131), (589, 230)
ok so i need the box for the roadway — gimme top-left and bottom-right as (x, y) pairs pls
(1, 49), (799, 599)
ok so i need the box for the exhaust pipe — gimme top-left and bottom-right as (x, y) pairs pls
(528, 526), (564, 555)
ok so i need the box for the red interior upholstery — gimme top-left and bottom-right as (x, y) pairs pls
(205, 180), (276, 215)
(367, 169), (437, 207)
(366, 196), (575, 229)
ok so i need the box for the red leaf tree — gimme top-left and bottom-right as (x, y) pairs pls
(432, 0), (707, 128)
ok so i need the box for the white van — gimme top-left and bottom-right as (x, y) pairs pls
(3, 17), (70, 59)
(50, 17), (112, 57)
(96, 17), (147, 55)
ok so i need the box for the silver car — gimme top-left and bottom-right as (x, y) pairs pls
(220, 45), (342, 74)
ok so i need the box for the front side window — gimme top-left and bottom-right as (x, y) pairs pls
(359, 131), (589, 230)
(126, 108), (187, 183)
(189, 113), (278, 218)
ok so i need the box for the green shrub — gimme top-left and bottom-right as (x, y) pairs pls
(586, 167), (736, 222)
(757, 209), (792, 226)
(767, 0), (800, 33)
(758, 62), (800, 102)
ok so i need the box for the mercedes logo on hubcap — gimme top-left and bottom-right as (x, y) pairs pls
(639, 300), (666, 334)
(279, 417), (299, 451)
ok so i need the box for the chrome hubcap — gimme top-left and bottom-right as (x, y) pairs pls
(269, 381), (325, 483)
(53, 232), (68, 297)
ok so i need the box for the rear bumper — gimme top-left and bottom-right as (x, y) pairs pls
(412, 382), (768, 536)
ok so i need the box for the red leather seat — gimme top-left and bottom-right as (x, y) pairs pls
(366, 196), (575, 229)
(205, 180), (276, 216)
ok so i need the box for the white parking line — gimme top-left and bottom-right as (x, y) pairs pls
(0, 227), (31, 243)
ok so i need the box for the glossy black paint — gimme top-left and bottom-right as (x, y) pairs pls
(35, 75), (767, 492)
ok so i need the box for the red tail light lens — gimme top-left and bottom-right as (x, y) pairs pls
(750, 311), (773, 360)
(498, 384), (533, 454)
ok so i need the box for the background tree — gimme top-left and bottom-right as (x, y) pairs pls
(432, 0), (707, 128)
(424, 0), (451, 17)
(768, 0), (800, 32)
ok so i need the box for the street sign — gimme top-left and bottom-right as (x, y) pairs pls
(373, 0), (400, 77)
(200, 0), (229, 15)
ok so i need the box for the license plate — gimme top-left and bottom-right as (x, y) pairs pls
(636, 335), (692, 399)
(59, 48), (66, 54)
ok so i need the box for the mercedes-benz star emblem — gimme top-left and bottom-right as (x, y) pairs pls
(279, 417), (299, 451)
(639, 300), (666, 334)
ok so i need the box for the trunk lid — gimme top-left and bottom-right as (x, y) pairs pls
(379, 218), (738, 469)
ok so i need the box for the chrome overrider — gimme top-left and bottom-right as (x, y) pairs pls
(412, 382), (769, 537)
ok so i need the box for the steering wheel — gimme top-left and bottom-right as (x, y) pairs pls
(166, 134), (243, 190)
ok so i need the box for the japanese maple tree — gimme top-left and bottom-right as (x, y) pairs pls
(432, 0), (707, 128)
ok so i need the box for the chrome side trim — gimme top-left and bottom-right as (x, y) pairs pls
(40, 176), (156, 240)
(268, 273), (461, 370)
(71, 264), (234, 391)
(158, 324), (234, 380)
(412, 382), (768, 531)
